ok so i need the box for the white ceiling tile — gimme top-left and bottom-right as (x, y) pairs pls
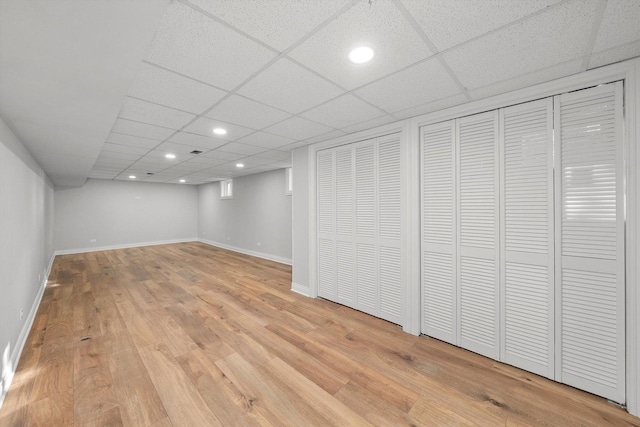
(354, 59), (461, 113)
(145, 1), (276, 90)
(589, 40), (640, 69)
(167, 131), (227, 150)
(301, 129), (346, 145)
(300, 94), (386, 129)
(88, 172), (118, 179)
(468, 59), (583, 101)
(401, 0), (560, 52)
(153, 141), (209, 156)
(125, 162), (168, 173)
(443, 0), (598, 90)
(138, 151), (191, 165)
(111, 118), (175, 140)
(102, 142), (150, 156)
(205, 95), (292, 129)
(183, 117), (255, 140)
(96, 151), (140, 162)
(253, 149), (291, 162)
(183, 155), (226, 166)
(392, 93), (468, 120)
(190, 0), (352, 50)
(236, 156), (274, 167)
(236, 131), (296, 149)
(288, 0), (433, 90)
(128, 62), (228, 114)
(119, 97), (195, 130)
(339, 115), (398, 135)
(264, 116), (334, 141)
(593, 0), (640, 52)
(237, 58), (344, 114)
(201, 150), (245, 161)
(216, 142), (265, 156)
(106, 132), (162, 150)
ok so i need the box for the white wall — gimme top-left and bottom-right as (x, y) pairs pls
(54, 179), (198, 253)
(0, 118), (54, 406)
(198, 168), (292, 264)
(291, 147), (309, 294)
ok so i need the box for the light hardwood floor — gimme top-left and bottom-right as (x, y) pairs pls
(1, 242), (638, 426)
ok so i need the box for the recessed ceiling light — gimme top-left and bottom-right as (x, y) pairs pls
(129, 175), (136, 179)
(213, 127), (227, 135)
(236, 163), (244, 168)
(179, 179), (186, 183)
(349, 46), (374, 64)
(165, 153), (176, 159)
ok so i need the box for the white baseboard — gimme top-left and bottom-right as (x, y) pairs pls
(198, 238), (292, 265)
(54, 238), (198, 255)
(0, 251), (54, 409)
(291, 282), (310, 297)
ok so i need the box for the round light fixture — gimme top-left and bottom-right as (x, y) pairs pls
(129, 175), (136, 179)
(349, 46), (374, 64)
(179, 179), (186, 183)
(236, 163), (244, 168)
(213, 127), (227, 135)
(165, 153), (176, 159)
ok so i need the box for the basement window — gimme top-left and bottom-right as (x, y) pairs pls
(220, 179), (233, 199)
(285, 168), (292, 196)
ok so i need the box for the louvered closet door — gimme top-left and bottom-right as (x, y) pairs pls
(377, 134), (402, 324)
(500, 99), (555, 378)
(421, 120), (457, 343)
(335, 145), (356, 306)
(317, 149), (336, 300)
(354, 140), (378, 315)
(457, 111), (500, 359)
(555, 82), (625, 403)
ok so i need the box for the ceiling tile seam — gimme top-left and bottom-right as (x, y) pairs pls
(109, 131), (164, 144)
(467, 56), (586, 98)
(141, 60), (231, 93)
(438, 0), (575, 57)
(580, 0), (609, 72)
(177, 0), (280, 54)
(124, 95), (203, 118)
(392, 0), (470, 101)
(118, 0), (361, 153)
(589, 39), (640, 64)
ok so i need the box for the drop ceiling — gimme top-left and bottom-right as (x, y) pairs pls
(1, 0), (639, 187)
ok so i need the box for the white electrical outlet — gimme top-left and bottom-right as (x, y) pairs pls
(19, 308), (24, 321)
(227, 236), (231, 241)
(257, 242), (261, 247)
(89, 239), (97, 243)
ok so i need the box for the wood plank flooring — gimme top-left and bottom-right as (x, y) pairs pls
(1, 242), (638, 426)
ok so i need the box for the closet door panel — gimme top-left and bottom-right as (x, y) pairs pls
(421, 120), (457, 343)
(457, 111), (499, 359)
(317, 150), (336, 299)
(378, 134), (402, 324)
(501, 98), (554, 378)
(556, 82), (625, 403)
(335, 146), (355, 305)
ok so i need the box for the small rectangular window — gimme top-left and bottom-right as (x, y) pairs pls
(220, 179), (233, 199)
(285, 167), (292, 196)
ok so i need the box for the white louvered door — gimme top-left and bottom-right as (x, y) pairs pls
(457, 111), (500, 360)
(419, 83), (626, 403)
(500, 99), (555, 378)
(555, 82), (625, 403)
(335, 145), (355, 307)
(377, 134), (403, 324)
(317, 134), (404, 326)
(317, 150), (335, 300)
(421, 120), (457, 343)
